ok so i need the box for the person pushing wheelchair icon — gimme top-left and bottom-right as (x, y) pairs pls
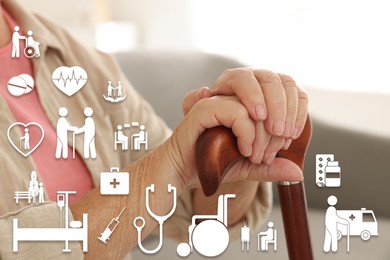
(12, 26), (40, 59)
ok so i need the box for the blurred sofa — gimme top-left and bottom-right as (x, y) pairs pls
(114, 51), (390, 260)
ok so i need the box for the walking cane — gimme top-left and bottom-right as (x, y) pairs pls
(195, 116), (313, 260)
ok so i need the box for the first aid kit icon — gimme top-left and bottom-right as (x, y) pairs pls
(100, 167), (129, 195)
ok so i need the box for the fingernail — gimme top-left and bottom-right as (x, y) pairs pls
(285, 122), (292, 136)
(255, 104), (267, 120)
(199, 87), (210, 98)
(293, 127), (300, 138)
(273, 120), (285, 136)
(250, 151), (263, 164)
(283, 138), (292, 150)
(246, 145), (253, 157)
(264, 151), (277, 165)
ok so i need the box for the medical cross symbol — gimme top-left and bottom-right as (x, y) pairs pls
(349, 214), (356, 221)
(110, 178), (120, 189)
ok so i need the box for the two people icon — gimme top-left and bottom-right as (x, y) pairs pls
(104, 81), (126, 103)
(28, 170), (44, 204)
(107, 81), (123, 97)
(55, 107), (96, 159)
(12, 26), (40, 59)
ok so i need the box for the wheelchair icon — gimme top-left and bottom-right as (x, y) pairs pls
(24, 31), (40, 58)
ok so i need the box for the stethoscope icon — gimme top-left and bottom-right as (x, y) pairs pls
(133, 184), (177, 254)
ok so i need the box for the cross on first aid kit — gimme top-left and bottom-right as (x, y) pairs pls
(100, 167), (129, 195)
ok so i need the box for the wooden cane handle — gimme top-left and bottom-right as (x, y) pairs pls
(196, 116), (312, 195)
(195, 116), (313, 260)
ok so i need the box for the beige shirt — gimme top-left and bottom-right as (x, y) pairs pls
(0, 0), (271, 259)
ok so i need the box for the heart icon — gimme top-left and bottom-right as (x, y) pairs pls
(7, 122), (45, 157)
(52, 66), (88, 96)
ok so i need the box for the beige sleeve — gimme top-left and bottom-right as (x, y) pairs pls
(95, 51), (173, 169)
(161, 182), (272, 243)
(0, 203), (83, 260)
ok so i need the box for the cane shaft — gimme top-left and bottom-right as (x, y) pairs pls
(195, 117), (313, 260)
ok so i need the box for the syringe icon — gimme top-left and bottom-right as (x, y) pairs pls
(98, 206), (126, 244)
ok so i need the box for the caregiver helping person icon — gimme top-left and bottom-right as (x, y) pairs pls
(11, 26), (40, 58)
(55, 107), (96, 159)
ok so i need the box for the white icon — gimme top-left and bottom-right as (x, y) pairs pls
(100, 167), (129, 195)
(115, 125), (129, 150)
(133, 125), (147, 150)
(258, 222), (277, 252)
(7, 122), (44, 157)
(323, 195), (379, 253)
(134, 184), (177, 254)
(241, 220), (250, 251)
(11, 26), (25, 58)
(177, 194), (235, 257)
(103, 80), (127, 103)
(316, 154), (341, 187)
(52, 66), (88, 96)
(13, 191), (88, 253)
(99, 207), (126, 244)
(75, 107), (96, 159)
(12, 26), (40, 59)
(7, 74), (34, 96)
(25, 30), (41, 58)
(38, 182), (44, 203)
(55, 107), (96, 159)
(20, 128), (30, 150)
(14, 170), (44, 204)
(114, 122), (148, 151)
(55, 107), (78, 159)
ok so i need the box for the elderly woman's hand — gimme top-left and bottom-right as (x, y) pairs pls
(166, 69), (308, 190)
(182, 68), (308, 165)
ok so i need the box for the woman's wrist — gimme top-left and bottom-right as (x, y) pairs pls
(143, 137), (187, 195)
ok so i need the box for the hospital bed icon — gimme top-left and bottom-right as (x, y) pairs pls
(13, 191), (88, 253)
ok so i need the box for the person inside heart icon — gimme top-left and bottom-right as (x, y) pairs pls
(20, 128), (30, 150)
(6, 122), (45, 157)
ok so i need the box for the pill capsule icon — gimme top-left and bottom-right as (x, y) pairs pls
(7, 74), (34, 97)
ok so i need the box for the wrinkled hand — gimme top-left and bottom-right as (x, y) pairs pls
(167, 69), (308, 189)
(182, 68), (308, 165)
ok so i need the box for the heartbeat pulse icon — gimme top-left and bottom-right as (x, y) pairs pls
(53, 70), (87, 87)
(52, 66), (88, 96)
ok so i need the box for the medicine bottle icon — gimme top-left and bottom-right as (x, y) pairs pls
(325, 161), (341, 187)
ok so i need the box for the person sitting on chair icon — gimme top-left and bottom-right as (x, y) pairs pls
(132, 125), (147, 150)
(25, 30), (40, 57)
(258, 221), (276, 251)
(116, 125), (129, 150)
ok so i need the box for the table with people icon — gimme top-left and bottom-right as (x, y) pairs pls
(114, 122), (148, 151)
